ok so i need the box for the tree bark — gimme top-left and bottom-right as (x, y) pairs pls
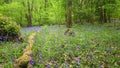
(103, 8), (107, 23)
(66, 0), (72, 28)
(26, 0), (32, 27)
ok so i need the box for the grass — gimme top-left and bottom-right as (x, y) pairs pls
(0, 31), (31, 68)
(0, 23), (120, 68)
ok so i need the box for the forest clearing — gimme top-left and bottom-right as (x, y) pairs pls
(0, 0), (120, 68)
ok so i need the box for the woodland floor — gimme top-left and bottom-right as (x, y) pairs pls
(0, 23), (120, 68)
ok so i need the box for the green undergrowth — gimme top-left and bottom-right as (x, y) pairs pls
(0, 23), (120, 68)
(32, 24), (120, 68)
(0, 31), (33, 68)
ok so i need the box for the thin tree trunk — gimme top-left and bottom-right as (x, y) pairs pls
(103, 1), (107, 23)
(66, 0), (72, 28)
(26, 0), (32, 27)
(99, 7), (103, 23)
(108, 13), (111, 23)
(103, 8), (107, 23)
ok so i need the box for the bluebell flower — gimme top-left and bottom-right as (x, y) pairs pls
(77, 46), (80, 49)
(76, 46), (80, 50)
(99, 65), (102, 68)
(29, 59), (35, 66)
(0, 36), (2, 40)
(11, 59), (16, 62)
(46, 66), (51, 68)
(4, 36), (8, 40)
(15, 39), (19, 42)
(77, 58), (81, 65)
(34, 28), (40, 32)
(39, 54), (42, 59)
(29, 54), (33, 57)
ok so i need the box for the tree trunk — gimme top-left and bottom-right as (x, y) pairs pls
(103, 8), (107, 23)
(108, 13), (111, 23)
(99, 7), (103, 23)
(103, 0), (107, 23)
(26, 0), (32, 27)
(66, 0), (72, 28)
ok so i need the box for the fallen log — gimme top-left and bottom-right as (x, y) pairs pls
(13, 33), (36, 68)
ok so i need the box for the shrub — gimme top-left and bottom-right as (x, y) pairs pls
(0, 14), (22, 42)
